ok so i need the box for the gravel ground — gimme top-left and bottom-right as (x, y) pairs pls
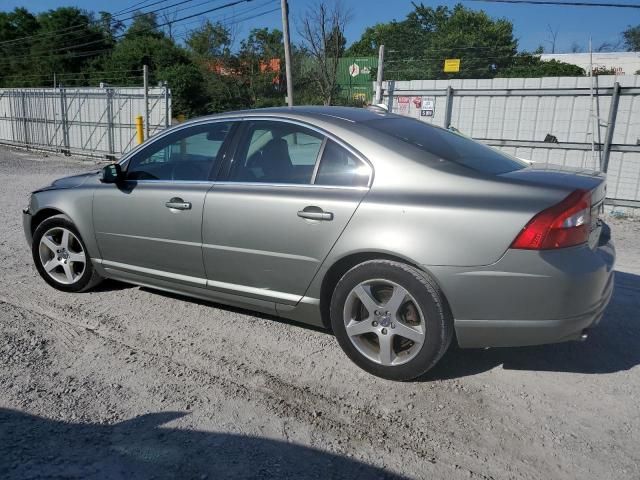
(1, 147), (639, 480)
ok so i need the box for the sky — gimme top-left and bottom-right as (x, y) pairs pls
(2, 0), (638, 53)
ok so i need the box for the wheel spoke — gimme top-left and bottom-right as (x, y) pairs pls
(60, 229), (70, 250)
(353, 284), (380, 316)
(346, 319), (374, 337)
(385, 285), (409, 317)
(378, 333), (395, 366)
(41, 235), (59, 253)
(393, 320), (424, 344)
(43, 258), (58, 272)
(69, 251), (86, 264)
(62, 263), (74, 283)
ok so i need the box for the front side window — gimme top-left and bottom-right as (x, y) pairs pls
(314, 140), (371, 187)
(230, 121), (324, 184)
(126, 122), (233, 181)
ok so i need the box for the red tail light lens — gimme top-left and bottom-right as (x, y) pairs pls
(511, 190), (591, 250)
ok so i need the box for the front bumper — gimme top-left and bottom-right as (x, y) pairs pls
(429, 225), (616, 348)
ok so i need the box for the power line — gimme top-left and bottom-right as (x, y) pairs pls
(464, 0), (640, 8)
(0, 0), (257, 62)
(0, 2), (277, 68)
(0, 0), (223, 48)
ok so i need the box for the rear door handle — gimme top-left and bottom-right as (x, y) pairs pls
(165, 197), (192, 210)
(297, 206), (333, 221)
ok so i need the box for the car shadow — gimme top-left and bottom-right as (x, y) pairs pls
(138, 287), (330, 334)
(424, 270), (640, 381)
(0, 409), (403, 480)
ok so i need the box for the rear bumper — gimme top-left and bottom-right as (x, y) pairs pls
(429, 225), (616, 348)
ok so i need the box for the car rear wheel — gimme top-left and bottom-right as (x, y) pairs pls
(330, 260), (452, 381)
(32, 215), (102, 292)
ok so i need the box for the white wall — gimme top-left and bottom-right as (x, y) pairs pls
(540, 52), (640, 76)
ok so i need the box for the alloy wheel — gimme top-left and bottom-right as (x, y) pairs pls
(38, 227), (86, 285)
(343, 279), (426, 366)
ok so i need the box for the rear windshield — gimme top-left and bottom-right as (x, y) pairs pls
(363, 117), (527, 175)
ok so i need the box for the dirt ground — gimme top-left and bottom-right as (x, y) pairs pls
(1, 147), (639, 480)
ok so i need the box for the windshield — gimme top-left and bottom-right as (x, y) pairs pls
(363, 117), (528, 175)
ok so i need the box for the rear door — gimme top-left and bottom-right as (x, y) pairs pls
(202, 119), (372, 304)
(93, 121), (235, 285)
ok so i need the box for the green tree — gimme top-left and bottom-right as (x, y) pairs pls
(186, 20), (231, 59)
(125, 11), (162, 39)
(347, 4), (517, 80)
(623, 25), (640, 52)
(498, 53), (585, 78)
(0, 8), (40, 86)
(298, 0), (351, 105)
(239, 28), (286, 107)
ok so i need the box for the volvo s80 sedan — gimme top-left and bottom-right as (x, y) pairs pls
(23, 106), (615, 380)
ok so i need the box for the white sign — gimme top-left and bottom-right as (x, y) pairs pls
(421, 96), (435, 117)
(349, 63), (360, 77)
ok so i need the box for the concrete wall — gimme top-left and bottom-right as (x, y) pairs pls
(540, 52), (640, 76)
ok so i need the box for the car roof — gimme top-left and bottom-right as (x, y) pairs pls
(195, 105), (396, 126)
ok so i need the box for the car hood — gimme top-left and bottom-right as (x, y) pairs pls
(33, 171), (99, 193)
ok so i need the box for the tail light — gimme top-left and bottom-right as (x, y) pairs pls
(511, 190), (591, 250)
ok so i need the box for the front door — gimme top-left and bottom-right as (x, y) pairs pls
(202, 120), (372, 304)
(93, 121), (235, 285)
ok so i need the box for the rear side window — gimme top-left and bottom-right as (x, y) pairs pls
(230, 121), (324, 184)
(364, 117), (527, 175)
(315, 140), (371, 187)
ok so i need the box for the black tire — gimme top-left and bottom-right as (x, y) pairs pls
(32, 214), (102, 293)
(330, 260), (453, 381)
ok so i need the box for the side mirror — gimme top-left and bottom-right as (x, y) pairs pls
(100, 163), (123, 183)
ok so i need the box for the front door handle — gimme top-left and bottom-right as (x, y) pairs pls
(165, 197), (192, 210)
(297, 206), (333, 221)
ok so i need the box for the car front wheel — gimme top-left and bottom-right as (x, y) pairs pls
(330, 260), (453, 381)
(32, 215), (102, 292)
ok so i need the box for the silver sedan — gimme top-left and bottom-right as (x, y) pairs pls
(23, 106), (615, 380)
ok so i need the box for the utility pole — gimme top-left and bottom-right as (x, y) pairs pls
(143, 64), (150, 140)
(375, 44), (385, 104)
(280, 0), (294, 107)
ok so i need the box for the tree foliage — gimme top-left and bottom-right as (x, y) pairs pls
(623, 25), (640, 52)
(347, 4), (517, 80)
(298, 1), (350, 105)
(498, 53), (585, 78)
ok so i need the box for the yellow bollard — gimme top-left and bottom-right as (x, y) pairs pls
(135, 115), (144, 144)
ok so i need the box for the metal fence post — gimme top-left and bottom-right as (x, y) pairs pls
(21, 91), (29, 147)
(164, 81), (169, 128)
(601, 81), (620, 173)
(143, 64), (150, 139)
(444, 86), (454, 129)
(59, 87), (70, 155)
(106, 87), (115, 159)
(386, 80), (395, 112)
